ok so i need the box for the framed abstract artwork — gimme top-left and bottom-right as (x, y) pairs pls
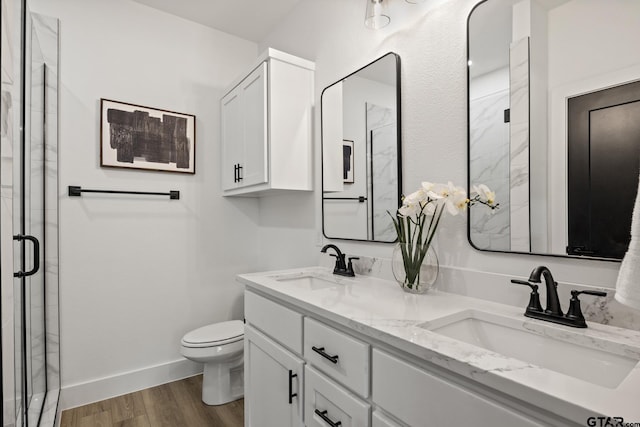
(100, 98), (196, 174)
(343, 139), (354, 183)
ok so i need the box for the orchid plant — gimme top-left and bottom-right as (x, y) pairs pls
(390, 182), (498, 290)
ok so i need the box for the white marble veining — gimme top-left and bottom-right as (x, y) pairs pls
(509, 37), (531, 252)
(469, 89), (510, 250)
(366, 103), (397, 241)
(240, 266), (640, 423)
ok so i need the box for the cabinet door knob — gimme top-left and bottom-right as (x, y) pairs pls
(314, 409), (342, 427)
(287, 370), (298, 404)
(311, 346), (339, 364)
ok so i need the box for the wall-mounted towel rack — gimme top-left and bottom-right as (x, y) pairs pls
(68, 186), (180, 200)
(323, 196), (367, 203)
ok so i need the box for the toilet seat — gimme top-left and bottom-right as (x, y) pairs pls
(181, 320), (244, 348)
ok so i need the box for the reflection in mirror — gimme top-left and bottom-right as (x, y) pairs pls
(321, 52), (401, 242)
(467, 0), (640, 260)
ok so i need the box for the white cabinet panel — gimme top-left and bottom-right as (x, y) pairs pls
(305, 365), (370, 427)
(304, 317), (370, 398)
(245, 325), (303, 427)
(245, 290), (303, 354)
(221, 89), (242, 191)
(372, 349), (545, 427)
(372, 410), (403, 427)
(239, 63), (268, 188)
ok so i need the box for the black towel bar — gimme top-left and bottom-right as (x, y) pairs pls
(68, 186), (179, 200)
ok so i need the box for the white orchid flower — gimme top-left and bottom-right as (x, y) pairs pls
(421, 182), (443, 200)
(444, 186), (468, 215)
(477, 184), (496, 205)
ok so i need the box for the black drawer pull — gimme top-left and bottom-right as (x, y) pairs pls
(315, 409), (342, 427)
(288, 370), (297, 404)
(311, 346), (339, 364)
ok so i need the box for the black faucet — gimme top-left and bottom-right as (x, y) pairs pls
(529, 266), (563, 316)
(511, 266), (607, 328)
(321, 244), (358, 277)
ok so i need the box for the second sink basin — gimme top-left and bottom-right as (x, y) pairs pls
(419, 309), (640, 389)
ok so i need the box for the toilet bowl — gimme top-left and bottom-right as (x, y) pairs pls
(180, 320), (244, 405)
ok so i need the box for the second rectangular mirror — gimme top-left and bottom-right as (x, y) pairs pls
(321, 52), (402, 242)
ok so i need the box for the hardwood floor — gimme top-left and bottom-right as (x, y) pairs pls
(60, 375), (244, 427)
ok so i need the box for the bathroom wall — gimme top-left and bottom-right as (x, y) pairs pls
(30, 0), (260, 409)
(259, 0), (622, 290)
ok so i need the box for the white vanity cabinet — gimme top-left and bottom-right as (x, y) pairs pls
(221, 48), (314, 196)
(244, 289), (556, 427)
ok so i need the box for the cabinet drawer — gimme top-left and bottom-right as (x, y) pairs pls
(304, 317), (370, 397)
(305, 365), (370, 427)
(245, 291), (303, 354)
(372, 349), (545, 427)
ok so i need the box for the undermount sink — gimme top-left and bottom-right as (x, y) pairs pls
(419, 309), (640, 389)
(273, 273), (341, 291)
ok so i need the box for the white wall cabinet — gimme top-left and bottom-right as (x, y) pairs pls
(244, 289), (561, 427)
(221, 49), (314, 196)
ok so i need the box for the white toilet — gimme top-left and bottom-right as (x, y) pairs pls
(180, 320), (244, 405)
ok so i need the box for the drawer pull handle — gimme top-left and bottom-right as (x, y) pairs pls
(288, 370), (297, 404)
(311, 346), (339, 364)
(315, 409), (342, 427)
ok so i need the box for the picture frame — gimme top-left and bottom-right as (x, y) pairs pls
(343, 139), (354, 184)
(100, 98), (196, 174)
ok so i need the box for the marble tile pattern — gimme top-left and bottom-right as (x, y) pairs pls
(239, 266), (640, 422)
(33, 12), (61, 427)
(469, 89), (510, 251)
(366, 103), (397, 241)
(509, 37), (531, 252)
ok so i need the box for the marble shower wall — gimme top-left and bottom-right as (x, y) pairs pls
(366, 103), (397, 241)
(509, 36), (531, 252)
(32, 12), (61, 427)
(469, 89), (510, 251)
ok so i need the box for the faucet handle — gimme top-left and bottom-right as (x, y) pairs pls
(346, 257), (359, 276)
(565, 290), (607, 327)
(511, 279), (544, 313)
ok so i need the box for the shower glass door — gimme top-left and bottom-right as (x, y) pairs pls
(13, 13), (47, 426)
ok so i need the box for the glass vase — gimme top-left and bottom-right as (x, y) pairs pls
(391, 243), (439, 294)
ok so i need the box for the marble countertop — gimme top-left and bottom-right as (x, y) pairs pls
(237, 266), (640, 424)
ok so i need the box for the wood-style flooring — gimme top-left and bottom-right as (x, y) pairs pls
(60, 375), (244, 427)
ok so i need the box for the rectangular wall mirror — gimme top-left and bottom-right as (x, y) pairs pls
(467, 0), (640, 260)
(321, 52), (402, 242)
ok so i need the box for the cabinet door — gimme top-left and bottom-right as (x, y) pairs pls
(238, 62), (268, 188)
(221, 86), (242, 190)
(245, 325), (303, 427)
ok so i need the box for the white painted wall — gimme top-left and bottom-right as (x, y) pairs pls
(30, 0), (260, 409)
(259, 0), (620, 289)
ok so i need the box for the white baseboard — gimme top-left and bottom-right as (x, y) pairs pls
(59, 358), (202, 411)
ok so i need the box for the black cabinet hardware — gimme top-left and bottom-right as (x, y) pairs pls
(234, 164), (238, 182)
(13, 234), (40, 278)
(237, 164), (243, 181)
(314, 409), (342, 427)
(287, 370), (297, 404)
(68, 186), (179, 200)
(311, 346), (339, 364)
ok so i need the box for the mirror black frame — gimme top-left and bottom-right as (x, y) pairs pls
(465, 0), (617, 262)
(320, 52), (402, 243)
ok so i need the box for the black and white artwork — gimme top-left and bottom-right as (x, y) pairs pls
(343, 140), (354, 183)
(100, 99), (196, 174)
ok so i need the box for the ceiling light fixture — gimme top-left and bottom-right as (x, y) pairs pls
(365, 0), (391, 30)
